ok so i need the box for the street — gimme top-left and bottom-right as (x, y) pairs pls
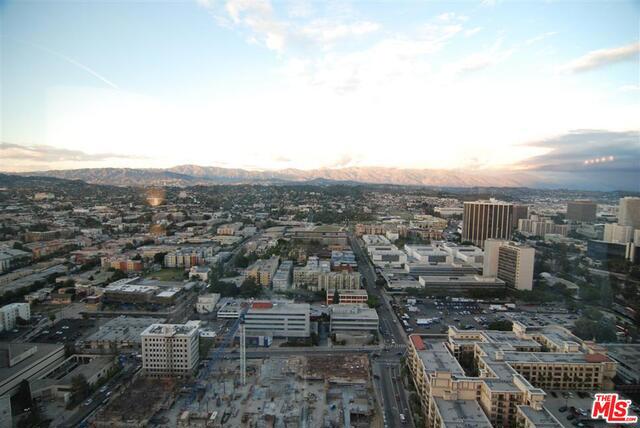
(350, 233), (415, 428)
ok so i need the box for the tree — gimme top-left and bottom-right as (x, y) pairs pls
(70, 374), (90, 405)
(48, 313), (56, 326)
(110, 269), (127, 282)
(332, 290), (340, 304)
(239, 277), (262, 298)
(367, 295), (380, 308)
(487, 320), (513, 331)
(153, 252), (167, 265)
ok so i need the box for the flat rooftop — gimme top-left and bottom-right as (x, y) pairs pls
(417, 342), (465, 376)
(83, 316), (163, 343)
(518, 406), (562, 428)
(433, 398), (493, 428)
(141, 323), (198, 337)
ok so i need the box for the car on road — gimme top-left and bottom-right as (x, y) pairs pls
(84, 399), (93, 406)
(99, 386), (108, 393)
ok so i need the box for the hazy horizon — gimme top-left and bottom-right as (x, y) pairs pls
(1, 0), (639, 189)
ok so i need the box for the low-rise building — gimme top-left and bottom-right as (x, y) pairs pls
(196, 293), (220, 314)
(80, 316), (162, 353)
(418, 275), (505, 293)
(0, 249), (31, 274)
(244, 302), (310, 339)
(0, 342), (66, 398)
(326, 289), (368, 305)
(189, 265), (211, 282)
(329, 304), (379, 334)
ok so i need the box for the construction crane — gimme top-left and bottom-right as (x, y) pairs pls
(186, 304), (249, 406)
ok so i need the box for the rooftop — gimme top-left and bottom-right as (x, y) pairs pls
(433, 398), (493, 428)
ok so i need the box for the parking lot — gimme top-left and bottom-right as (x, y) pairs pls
(32, 318), (96, 344)
(544, 391), (640, 428)
(392, 297), (510, 334)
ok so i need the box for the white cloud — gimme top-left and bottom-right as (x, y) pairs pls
(464, 27), (482, 37)
(559, 42), (640, 73)
(525, 31), (557, 45)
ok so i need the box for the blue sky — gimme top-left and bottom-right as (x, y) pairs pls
(1, 0), (638, 173)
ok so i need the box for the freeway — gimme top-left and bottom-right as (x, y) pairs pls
(349, 232), (414, 428)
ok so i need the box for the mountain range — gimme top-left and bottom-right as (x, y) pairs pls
(8, 164), (634, 190)
(11, 165), (541, 188)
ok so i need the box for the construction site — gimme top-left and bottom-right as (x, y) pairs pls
(147, 354), (379, 428)
(93, 377), (183, 428)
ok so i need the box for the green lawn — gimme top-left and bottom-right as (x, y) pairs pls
(145, 268), (185, 281)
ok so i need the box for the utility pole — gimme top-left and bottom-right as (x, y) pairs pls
(240, 320), (246, 385)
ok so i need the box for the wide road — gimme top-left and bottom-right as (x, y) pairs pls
(349, 233), (414, 428)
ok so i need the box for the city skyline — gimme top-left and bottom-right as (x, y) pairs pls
(1, 0), (638, 182)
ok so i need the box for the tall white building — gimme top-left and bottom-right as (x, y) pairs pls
(619, 197), (640, 229)
(483, 241), (534, 291)
(0, 303), (30, 332)
(603, 223), (634, 244)
(244, 302), (310, 338)
(141, 322), (199, 376)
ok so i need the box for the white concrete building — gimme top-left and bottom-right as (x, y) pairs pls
(196, 293), (220, 314)
(0, 303), (30, 332)
(244, 302), (310, 338)
(329, 304), (379, 334)
(141, 323), (199, 376)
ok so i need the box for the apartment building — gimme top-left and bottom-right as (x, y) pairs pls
(216, 222), (243, 236)
(141, 322), (199, 377)
(292, 256), (330, 288)
(244, 302), (310, 338)
(245, 256), (280, 287)
(315, 271), (361, 292)
(0, 303), (31, 332)
(164, 246), (215, 268)
(100, 256), (143, 272)
(462, 200), (514, 248)
(407, 324), (616, 428)
(272, 260), (293, 291)
(518, 219), (568, 238)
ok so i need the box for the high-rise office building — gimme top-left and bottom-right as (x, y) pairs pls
(512, 204), (529, 229)
(566, 200), (597, 222)
(603, 223), (634, 244)
(618, 197), (640, 229)
(462, 200), (513, 248)
(484, 240), (534, 291)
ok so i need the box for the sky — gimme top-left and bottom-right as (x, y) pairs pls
(1, 0), (639, 176)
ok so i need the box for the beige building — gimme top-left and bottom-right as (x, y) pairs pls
(618, 197), (640, 229)
(407, 323), (616, 428)
(315, 271), (361, 292)
(483, 240), (534, 291)
(463, 200), (513, 248)
(603, 223), (634, 244)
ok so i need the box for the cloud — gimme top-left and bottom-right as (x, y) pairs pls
(197, 0), (380, 53)
(0, 142), (136, 163)
(558, 42), (640, 73)
(464, 27), (482, 37)
(515, 130), (640, 172)
(446, 39), (514, 74)
(525, 31), (557, 45)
